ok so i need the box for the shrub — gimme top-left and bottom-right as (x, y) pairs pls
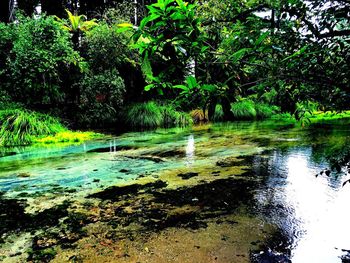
(0, 109), (66, 146)
(123, 102), (192, 129)
(211, 104), (224, 122)
(83, 23), (132, 72)
(160, 105), (192, 127)
(4, 15), (82, 107)
(77, 69), (125, 128)
(231, 100), (257, 120)
(123, 102), (162, 128)
(255, 103), (280, 119)
(190, 109), (207, 123)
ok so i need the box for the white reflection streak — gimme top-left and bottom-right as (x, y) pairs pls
(185, 135), (195, 166)
(286, 155), (350, 262)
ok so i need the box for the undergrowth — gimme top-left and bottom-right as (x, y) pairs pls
(123, 102), (192, 128)
(0, 109), (66, 146)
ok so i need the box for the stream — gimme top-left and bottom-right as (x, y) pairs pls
(1, 120), (350, 262)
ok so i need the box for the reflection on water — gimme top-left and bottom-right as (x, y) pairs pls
(1, 120), (350, 262)
(185, 135), (195, 166)
(255, 148), (350, 262)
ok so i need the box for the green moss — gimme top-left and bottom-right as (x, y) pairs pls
(34, 131), (103, 145)
(0, 109), (66, 147)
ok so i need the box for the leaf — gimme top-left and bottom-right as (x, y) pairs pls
(186, 76), (198, 89)
(282, 45), (309, 62)
(342, 179), (350, 187)
(117, 23), (134, 28)
(140, 14), (161, 28)
(230, 48), (250, 63)
(117, 27), (133, 33)
(173, 85), (189, 91)
(255, 31), (269, 46)
(144, 84), (155, 91)
(201, 84), (216, 92)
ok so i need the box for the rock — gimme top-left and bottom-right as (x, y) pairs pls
(178, 172), (199, 180)
(17, 172), (31, 178)
(216, 157), (245, 167)
(87, 145), (134, 153)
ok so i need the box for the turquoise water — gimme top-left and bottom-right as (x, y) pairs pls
(1, 120), (350, 262)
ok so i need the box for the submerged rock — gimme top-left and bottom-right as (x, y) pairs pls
(88, 180), (168, 201)
(177, 172), (199, 180)
(124, 155), (165, 163)
(216, 157), (246, 167)
(87, 145), (134, 153)
(17, 172), (31, 178)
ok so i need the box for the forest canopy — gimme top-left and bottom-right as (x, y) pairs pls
(0, 0), (349, 130)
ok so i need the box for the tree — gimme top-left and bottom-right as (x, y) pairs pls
(56, 9), (98, 49)
(130, 0), (207, 93)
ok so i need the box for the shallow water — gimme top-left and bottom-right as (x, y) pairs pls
(1, 120), (350, 262)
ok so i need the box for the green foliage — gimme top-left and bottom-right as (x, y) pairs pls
(255, 103), (280, 119)
(123, 101), (192, 129)
(2, 15), (82, 107)
(77, 69), (125, 128)
(0, 109), (66, 146)
(123, 102), (162, 128)
(160, 104), (193, 127)
(231, 100), (256, 120)
(57, 9), (98, 33)
(35, 131), (102, 145)
(132, 0), (207, 91)
(83, 23), (133, 72)
(230, 100), (280, 120)
(212, 104), (224, 122)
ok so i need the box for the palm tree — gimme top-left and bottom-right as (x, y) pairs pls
(56, 9), (98, 49)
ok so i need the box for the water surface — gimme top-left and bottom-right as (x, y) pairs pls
(1, 120), (350, 262)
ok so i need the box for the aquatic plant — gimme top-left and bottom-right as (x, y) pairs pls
(231, 100), (257, 120)
(0, 109), (66, 146)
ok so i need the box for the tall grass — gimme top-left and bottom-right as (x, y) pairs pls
(255, 103), (280, 119)
(123, 102), (192, 128)
(212, 104), (224, 122)
(231, 100), (257, 120)
(230, 100), (280, 121)
(160, 105), (192, 127)
(0, 109), (66, 146)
